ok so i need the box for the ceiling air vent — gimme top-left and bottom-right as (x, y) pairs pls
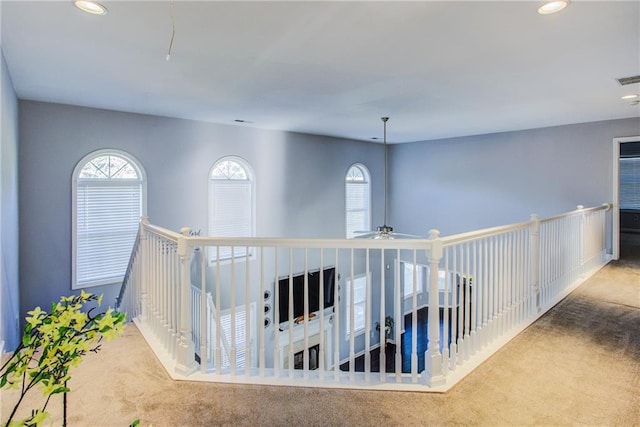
(617, 75), (640, 86)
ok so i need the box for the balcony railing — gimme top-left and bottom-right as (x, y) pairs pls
(116, 204), (611, 391)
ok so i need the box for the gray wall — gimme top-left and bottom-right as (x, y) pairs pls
(16, 99), (640, 360)
(389, 118), (640, 237)
(18, 101), (384, 322)
(1, 50), (20, 351)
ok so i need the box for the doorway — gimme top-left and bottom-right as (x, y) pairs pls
(613, 137), (640, 260)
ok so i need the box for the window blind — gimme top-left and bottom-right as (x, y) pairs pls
(620, 157), (640, 210)
(76, 181), (141, 288)
(346, 181), (370, 238)
(210, 180), (252, 260)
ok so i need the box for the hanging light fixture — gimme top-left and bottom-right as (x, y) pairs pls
(355, 117), (421, 240)
(376, 117), (394, 239)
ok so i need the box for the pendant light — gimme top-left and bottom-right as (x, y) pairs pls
(355, 117), (420, 240)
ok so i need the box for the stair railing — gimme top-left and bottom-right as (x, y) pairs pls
(115, 203), (611, 391)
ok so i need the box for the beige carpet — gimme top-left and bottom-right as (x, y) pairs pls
(3, 237), (639, 426)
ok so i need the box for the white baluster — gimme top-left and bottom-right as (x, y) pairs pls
(139, 217), (149, 323)
(364, 249), (371, 382)
(230, 248), (237, 375)
(394, 249), (402, 382)
(442, 249), (450, 376)
(450, 245), (458, 370)
(349, 249), (355, 379)
(273, 249), (280, 378)
(302, 248), (309, 380)
(379, 249), (386, 381)
(530, 214), (540, 313)
(411, 250), (418, 383)
(259, 247), (265, 377)
(245, 245), (251, 377)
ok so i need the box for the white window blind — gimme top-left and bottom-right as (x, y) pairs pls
(346, 274), (367, 336)
(620, 157), (640, 210)
(73, 152), (144, 289)
(346, 164), (371, 238)
(209, 158), (254, 262)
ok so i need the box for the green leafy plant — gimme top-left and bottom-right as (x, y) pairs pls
(1, 291), (126, 426)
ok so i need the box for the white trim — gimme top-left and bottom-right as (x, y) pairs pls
(612, 136), (640, 260)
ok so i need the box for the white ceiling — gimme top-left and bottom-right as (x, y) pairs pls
(1, 0), (639, 143)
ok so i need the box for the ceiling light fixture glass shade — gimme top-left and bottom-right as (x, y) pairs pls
(538, 1), (569, 15)
(355, 117), (421, 240)
(73, 1), (108, 15)
(621, 94), (639, 100)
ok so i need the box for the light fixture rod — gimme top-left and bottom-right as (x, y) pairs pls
(382, 116), (389, 228)
(166, 1), (176, 61)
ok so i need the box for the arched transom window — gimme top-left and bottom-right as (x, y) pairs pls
(73, 150), (146, 289)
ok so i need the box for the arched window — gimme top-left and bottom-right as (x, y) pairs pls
(72, 150), (146, 289)
(345, 163), (371, 238)
(209, 157), (255, 261)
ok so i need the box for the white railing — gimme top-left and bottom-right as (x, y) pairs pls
(116, 204), (611, 391)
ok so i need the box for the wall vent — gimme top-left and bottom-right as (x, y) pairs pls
(617, 75), (640, 86)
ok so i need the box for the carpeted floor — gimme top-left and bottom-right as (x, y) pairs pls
(3, 235), (639, 426)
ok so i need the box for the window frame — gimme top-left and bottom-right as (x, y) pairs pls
(345, 163), (371, 238)
(72, 149), (147, 290)
(402, 262), (426, 298)
(345, 272), (369, 338)
(208, 156), (256, 264)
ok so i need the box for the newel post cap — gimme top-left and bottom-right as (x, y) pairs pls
(427, 229), (442, 261)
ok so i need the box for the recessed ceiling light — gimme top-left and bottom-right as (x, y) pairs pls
(73, 1), (108, 15)
(621, 94), (639, 100)
(538, 1), (569, 15)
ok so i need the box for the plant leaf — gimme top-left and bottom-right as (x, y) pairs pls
(51, 386), (70, 395)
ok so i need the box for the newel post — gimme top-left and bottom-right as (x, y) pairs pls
(139, 216), (149, 322)
(175, 227), (197, 375)
(424, 229), (446, 387)
(530, 214), (541, 313)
